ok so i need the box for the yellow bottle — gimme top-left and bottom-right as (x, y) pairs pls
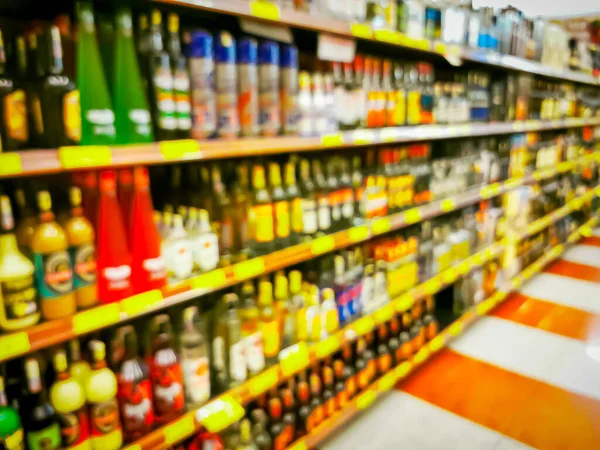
(31, 191), (76, 320)
(65, 187), (97, 310)
(0, 195), (39, 330)
(85, 340), (122, 450)
(258, 280), (280, 365)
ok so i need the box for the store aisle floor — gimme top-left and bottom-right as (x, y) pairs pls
(321, 233), (600, 450)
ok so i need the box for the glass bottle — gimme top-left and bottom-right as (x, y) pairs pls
(166, 13), (192, 138)
(211, 166), (234, 267)
(312, 159), (332, 236)
(180, 306), (211, 408)
(258, 281), (281, 365)
(0, 375), (23, 450)
(284, 161), (302, 245)
(191, 209), (219, 273)
(270, 163), (291, 250)
(250, 165), (276, 256)
(163, 214), (194, 282)
(298, 159), (318, 240)
(235, 419), (258, 450)
(232, 164), (251, 261)
(239, 282), (265, 377)
(405, 64), (421, 126)
(69, 340), (91, 387)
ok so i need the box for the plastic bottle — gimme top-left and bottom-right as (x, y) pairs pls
(188, 30), (217, 139)
(280, 44), (299, 135)
(258, 40), (281, 136)
(237, 37), (259, 137)
(215, 32), (239, 138)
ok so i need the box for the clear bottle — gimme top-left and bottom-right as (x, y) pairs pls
(311, 73), (328, 136)
(297, 71), (314, 137)
(163, 214), (194, 282)
(239, 282), (265, 377)
(320, 288), (339, 337)
(180, 306), (211, 408)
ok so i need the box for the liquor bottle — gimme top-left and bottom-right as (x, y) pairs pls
(360, 263), (375, 314)
(376, 324), (392, 375)
(117, 169), (134, 235)
(298, 159), (318, 239)
(312, 160), (332, 236)
(0, 195), (39, 330)
(374, 260), (390, 310)
(14, 189), (36, 257)
(308, 374), (324, 430)
(258, 281), (281, 365)
(23, 358), (62, 450)
(232, 164), (251, 261)
(97, 171), (133, 302)
(166, 13), (192, 138)
(147, 315), (185, 425)
(284, 162), (302, 245)
(354, 338), (370, 390)
(69, 340), (91, 386)
(116, 326), (154, 442)
(320, 288), (339, 336)
(85, 340), (122, 450)
(393, 62), (406, 126)
(268, 397), (287, 450)
(305, 284), (322, 343)
(332, 359), (347, 410)
(239, 282), (265, 377)
(190, 209), (219, 273)
(250, 165), (276, 256)
(382, 59), (396, 127)
(76, 2), (116, 145)
(209, 167), (237, 263)
(144, 10), (176, 140)
(280, 388), (296, 448)
(341, 343), (357, 400)
(180, 306), (211, 408)
(325, 159), (342, 232)
(288, 270), (306, 343)
(50, 350), (91, 450)
(274, 272), (295, 349)
(354, 55), (367, 128)
(0, 376), (23, 450)
(236, 418), (258, 450)
(406, 64), (421, 126)
(113, 8), (153, 144)
(423, 313), (438, 341)
(338, 159), (355, 229)
(163, 214), (194, 282)
(251, 409), (271, 450)
(322, 366), (336, 418)
(270, 163), (291, 250)
(212, 293), (246, 391)
(31, 190), (76, 320)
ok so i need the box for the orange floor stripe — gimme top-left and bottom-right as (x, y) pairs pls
(545, 259), (600, 283)
(581, 236), (600, 247)
(490, 293), (600, 342)
(399, 349), (600, 450)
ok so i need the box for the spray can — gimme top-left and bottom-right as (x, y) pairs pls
(237, 37), (259, 137)
(188, 30), (217, 139)
(280, 44), (300, 136)
(258, 40), (281, 136)
(214, 31), (239, 138)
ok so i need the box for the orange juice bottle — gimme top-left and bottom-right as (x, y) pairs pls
(65, 187), (97, 310)
(31, 191), (76, 320)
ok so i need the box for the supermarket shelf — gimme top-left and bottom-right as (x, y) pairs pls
(0, 154), (592, 366)
(0, 154), (594, 366)
(286, 214), (600, 450)
(157, 0), (599, 86)
(0, 118), (598, 179)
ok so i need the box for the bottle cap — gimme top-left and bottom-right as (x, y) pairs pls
(268, 397), (282, 419)
(99, 170), (117, 193)
(223, 292), (239, 308)
(274, 273), (288, 300)
(252, 165), (267, 189)
(258, 40), (279, 65)
(258, 281), (273, 304)
(0, 196), (14, 232)
(133, 166), (150, 190)
(37, 190), (52, 212)
(298, 71), (311, 89)
(268, 162), (282, 186)
(280, 44), (298, 68)
(151, 9), (162, 26)
(53, 350), (68, 373)
(167, 12), (179, 34)
(183, 306), (199, 328)
(322, 288), (335, 302)
(214, 31), (236, 64)
(69, 186), (82, 208)
(289, 270), (302, 294)
(89, 340), (106, 362)
(237, 36), (257, 64)
(189, 30), (213, 59)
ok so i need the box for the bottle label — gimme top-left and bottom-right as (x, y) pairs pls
(26, 422), (61, 450)
(69, 243), (97, 289)
(302, 199), (318, 235)
(154, 67), (177, 131)
(407, 90), (421, 125)
(193, 233), (220, 272)
(5, 89), (28, 142)
(164, 239), (194, 281)
(118, 377), (154, 435)
(245, 331), (265, 374)
(57, 407), (90, 447)
(102, 265), (132, 293)
(4, 428), (23, 450)
(141, 256), (167, 284)
(150, 351), (185, 417)
(128, 109), (152, 138)
(0, 275), (37, 320)
(85, 109), (116, 139)
(261, 320), (281, 358)
(63, 90), (82, 143)
(34, 251), (74, 299)
(90, 398), (121, 437)
(252, 204), (275, 243)
(182, 356), (210, 405)
(317, 198), (331, 231)
(274, 200), (291, 239)
(229, 340), (247, 382)
(173, 69), (192, 131)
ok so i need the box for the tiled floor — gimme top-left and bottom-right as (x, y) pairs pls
(321, 234), (600, 450)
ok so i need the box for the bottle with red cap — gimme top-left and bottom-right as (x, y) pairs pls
(97, 170), (133, 303)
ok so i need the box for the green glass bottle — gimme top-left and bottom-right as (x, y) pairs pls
(113, 8), (153, 144)
(76, 1), (116, 145)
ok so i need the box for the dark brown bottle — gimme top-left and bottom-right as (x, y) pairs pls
(281, 388), (296, 448)
(296, 381), (312, 438)
(332, 360), (347, 410)
(376, 324), (392, 375)
(341, 343), (357, 399)
(270, 162), (291, 251)
(415, 319), (426, 350)
(396, 331), (412, 364)
(322, 366), (336, 418)
(409, 322), (421, 352)
(363, 347), (376, 384)
(268, 397), (287, 450)
(354, 338), (370, 390)
(308, 374), (324, 431)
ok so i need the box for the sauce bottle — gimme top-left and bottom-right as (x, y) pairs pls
(0, 375), (24, 450)
(0, 195), (39, 330)
(147, 315), (185, 425)
(65, 187), (97, 310)
(116, 326), (154, 442)
(237, 37), (259, 137)
(130, 167), (167, 293)
(97, 170), (133, 303)
(85, 340), (122, 450)
(179, 306), (211, 408)
(215, 31), (239, 138)
(50, 350), (91, 450)
(31, 191), (76, 320)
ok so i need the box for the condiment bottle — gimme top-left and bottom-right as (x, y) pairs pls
(280, 44), (299, 135)
(69, 339), (91, 386)
(0, 195), (39, 330)
(31, 190), (76, 320)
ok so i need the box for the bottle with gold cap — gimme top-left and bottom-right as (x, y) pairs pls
(274, 271), (295, 349)
(0, 374), (23, 450)
(31, 190), (76, 321)
(258, 280), (280, 365)
(50, 349), (91, 450)
(289, 270), (307, 343)
(190, 209), (219, 273)
(0, 195), (39, 330)
(239, 282), (265, 377)
(65, 187), (97, 310)
(250, 164), (275, 256)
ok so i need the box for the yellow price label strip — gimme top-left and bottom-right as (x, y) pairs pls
(190, 269), (227, 290)
(59, 146), (112, 169)
(248, 367), (279, 397)
(394, 294), (414, 312)
(440, 198), (456, 212)
(356, 390), (376, 410)
(404, 208), (422, 225)
(380, 128), (398, 142)
(374, 29), (401, 44)
(288, 442), (308, 450)
(120, 289), (163, 317)
(73, 303), (121, 335)
(349, 225), (370, 243)
(406, 37), (430, 50)
(321, 133), (344, 147)
(352, 129), (374, 144)
(442, 267), (458, 285)
(374, 303), (395, 325)
(476, 299), (496, 316)
(429, 335), (445, 352)
(371, 217), (391, 235)
(457, 260), (471, 275)
(504, 177), (522, 191)
(424, 277), (442, 295)
(378, 371), (399, 392)
(413, 347), (430, 364)
(434, 41), (446, 53)
(396, 361), (413, 378)
(0, 153), (23, 176)
(511, 277), (523, 288)
(472, 253), (484, 266)
(279, 342), (310, 377)
(448, 321), (463, 337)
(160, 139), (201, 160)
(164, 414), (196, 444)
(249, 0), (281, 20)
(580, 225), (593, 237)
(310, 235), (336, 256)
(481, 183), (501, 199)
(352, 316), (375, 336)
(0, 332), (30, 361)
(197, 395), (245, 433)
(233, 258), (265, 281)
(316, 335), (341, 358)
(350, 23), (373, 39)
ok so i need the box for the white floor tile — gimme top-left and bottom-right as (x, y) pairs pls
(562, 245), (600, 268)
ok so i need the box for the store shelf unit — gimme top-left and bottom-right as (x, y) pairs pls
(0, 118), (598, 179)
(0, 152), (594, 365)
(122, 183), (598, 450)
(285, 213), (600, 450)
(156, 0), (600, 86)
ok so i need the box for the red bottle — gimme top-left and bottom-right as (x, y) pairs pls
(97, 170), (133, 302)
(117, 169), (134, 235)
(130, 167), (166, 293)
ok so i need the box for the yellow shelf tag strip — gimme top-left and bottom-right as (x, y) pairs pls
(457, 260), (471, 275)
(160, 139), (201, 160)
(288, 441), (308, 450)
(440, 198), (456, 212)
(413, 347), (430, 364)
(374, 303), (395, 325)
(73, 303), (121, 335)
(394, 294), (414, 312)
(448, 321), (463, 337)
(352, 316), (375, 336)
(424, 277), (441, 295)
(0, 153), (23, 176)
(442, 267), (458, 285)
(279, 342), (310, 377)
(429, 335), (445, 352)
(249, 0), (281, 20)
(59, 146), (112, 169)
(476, 298), (496, 316)
(233, 258), (265, 281)
(481, 183), (500, 199)
(378, 371), (399, 392)
(356, 390), (376, 409)
(120, 289), (163, 317)
(0, 332), (30, 361)
(371, 217), (391, 235)
(321, 133), (344, 147)
(350, 23), (373, 39)
(190, 269), (227, 290)
(164, 414), (196, 444)
(349, 225), (370, 243)
(404, 208), (422, 224)
(316, 335), (341, 358)
(248, 367), (279, 397)
(374, 29), (401, 44)
(352, 129), (374, 144)
(396, 361), (413, 378)
(197, 395), (245, 434)
(310, 235), (336, 256)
